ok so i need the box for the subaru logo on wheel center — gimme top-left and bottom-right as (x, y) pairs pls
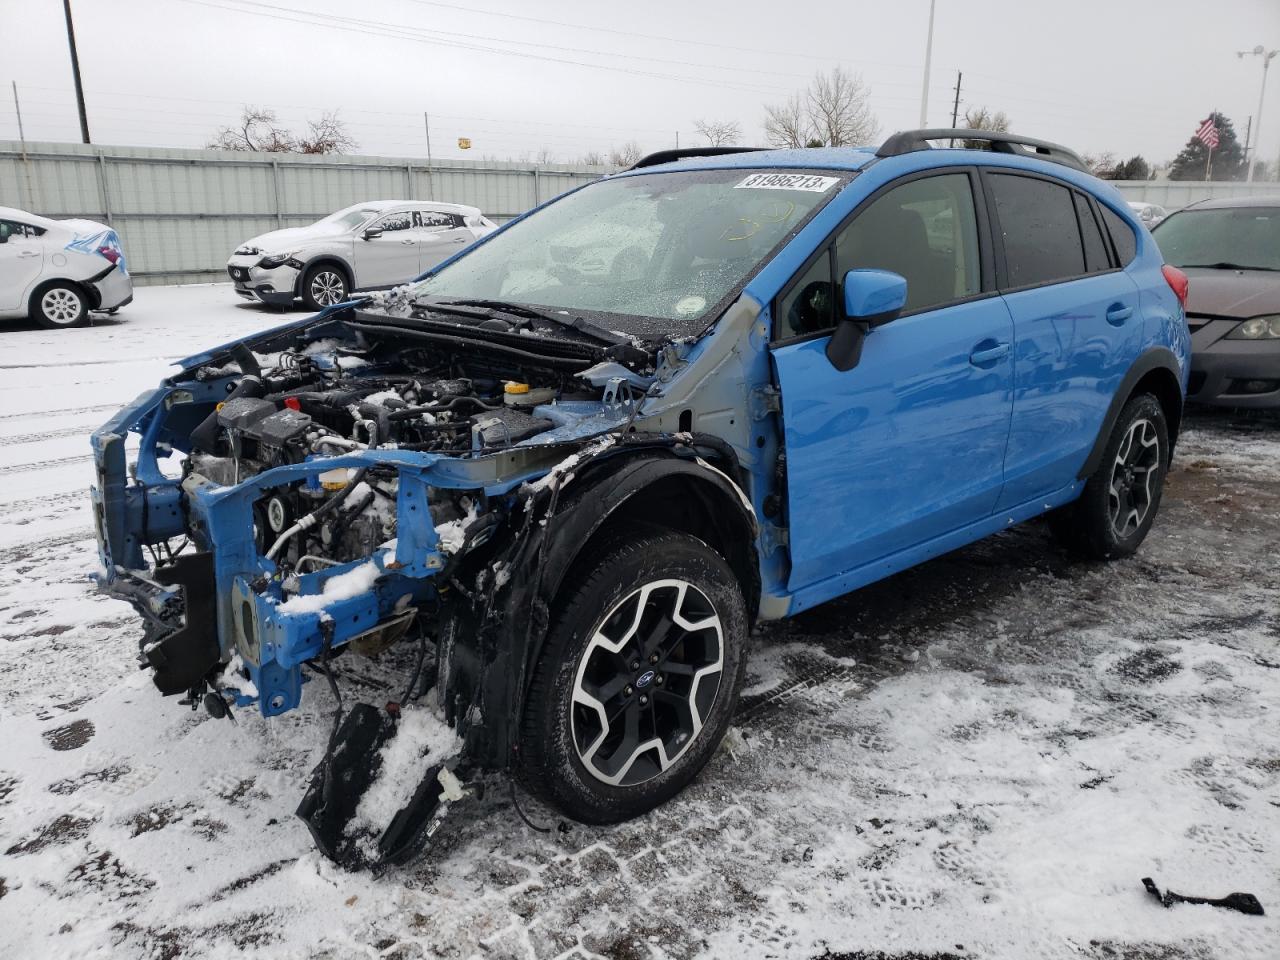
(635, 670), (655, 689)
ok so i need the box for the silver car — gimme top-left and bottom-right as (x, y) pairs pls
(227, 201), (496, 310)
(1128, 201), (1168, 228)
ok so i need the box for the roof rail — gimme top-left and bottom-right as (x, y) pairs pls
(628, 146), (765, 170)
(876, 129), (1087, 172)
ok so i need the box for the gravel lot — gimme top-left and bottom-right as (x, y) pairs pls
(0, 286), (1277, 960)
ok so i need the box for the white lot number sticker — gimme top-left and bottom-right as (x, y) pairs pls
(735, 173), (840, 193)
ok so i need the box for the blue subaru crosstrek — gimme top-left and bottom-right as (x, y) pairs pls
(91, 129), (1191, 866)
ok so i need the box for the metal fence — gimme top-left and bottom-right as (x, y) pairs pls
(0, 141), (608, 285)
(3, 140), (1280, 286)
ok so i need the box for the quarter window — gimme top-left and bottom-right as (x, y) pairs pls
(416, 211), (456, 229)
(989, 173), (1086, 287)
(1073, 193), (1112, 273)
(1099, 204), (1137, 266)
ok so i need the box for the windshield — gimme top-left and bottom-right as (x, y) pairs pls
(409, 168), (847, 336)
(1153, 206), (1280, 271)
(316, 206), (380, 230)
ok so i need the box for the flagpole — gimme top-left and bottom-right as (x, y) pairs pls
(1205, 143), (1213, 180)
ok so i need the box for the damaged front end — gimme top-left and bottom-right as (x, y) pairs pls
(90, 294), (758, 867)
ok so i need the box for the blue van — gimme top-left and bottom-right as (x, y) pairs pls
(92, 129), (1191, 866)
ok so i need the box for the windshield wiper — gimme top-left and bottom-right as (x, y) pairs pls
(1181, 262), (1280, 272)
(428, 298), (632, 348)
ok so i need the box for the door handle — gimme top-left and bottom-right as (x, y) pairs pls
(400, 238), (416, 245)
(1106, 304), (1134, 325)
(17, 250), (39, 258)
(451, 237), (468, 243)
(969, 341), (1010, 366)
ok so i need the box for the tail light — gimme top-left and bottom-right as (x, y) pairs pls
(1161, 264), (1189, 308)
(97, 245), (121, 265)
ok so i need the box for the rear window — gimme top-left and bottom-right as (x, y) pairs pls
(1151, 206), (1280, 272)
(989, 173), (1085, 287)
(1099, 205), (1137, 266)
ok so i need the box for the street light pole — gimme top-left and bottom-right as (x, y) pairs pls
(1237, 46), (1277, 183)
(919, 0), (936, 127)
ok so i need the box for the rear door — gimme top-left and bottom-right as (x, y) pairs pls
(770, 170), (1016, 591)
(353, 210), (420, 287)
(417, 210), (475, 273)
(0, 219), (46, 311)
(983, 171), (1143, 509)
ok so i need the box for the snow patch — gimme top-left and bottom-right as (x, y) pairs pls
(434, 500), (479, 555)
(215, 652), (259, 699)
(276, 560), (381, 615)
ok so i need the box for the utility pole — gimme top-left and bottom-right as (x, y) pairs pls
(423, 111), (434, 199)
(62, 0), (91, 143)
(12, 82), (27, 158)
(1243, 115), (1253, 168)
(1237, 46), (1277, 182)
(918, 0), (937, 126)
(948, 71), (962, 145)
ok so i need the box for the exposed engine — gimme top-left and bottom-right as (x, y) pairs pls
(182, 310), (653, 575)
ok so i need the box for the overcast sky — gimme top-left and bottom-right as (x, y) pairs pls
(1, 0), (1277, 169)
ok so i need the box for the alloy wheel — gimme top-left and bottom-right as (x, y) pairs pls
(41, 288), (83, 324)
(571, 579), (724, 787)
(309, 271), (346, 306)
(1108, 418), (1161, 539)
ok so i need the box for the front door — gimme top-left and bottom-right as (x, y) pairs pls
(770, 171), (1015, 592)
(353, 211), (421, 288)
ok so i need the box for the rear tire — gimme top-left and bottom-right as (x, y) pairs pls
(1050, 393), (1169, 560)
(301, 263), (349, 311)
(31, 282), (89, 329)
(518, 530), (748, 824)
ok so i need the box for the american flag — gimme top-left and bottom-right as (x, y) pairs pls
(1195, 116), (1220, 149)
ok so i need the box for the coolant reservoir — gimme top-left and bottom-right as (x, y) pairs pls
(504, 382), (556, 407)
(319, 467), (351, 491)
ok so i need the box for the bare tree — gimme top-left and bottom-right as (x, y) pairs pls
(960, 106), (1011, 149)
(1082, 152), (1118, 177)
(580, 150), (606, 166)
(694, 119), (742, 147)
(295, 110), (357, 155)
(808, 68), (878, 147)
(764, 69), (879, 148)
(608, 141), (644, 168)
(535, 146), (556, 165)
(764, 94), (809, 148)
(208, 105), (357, 155)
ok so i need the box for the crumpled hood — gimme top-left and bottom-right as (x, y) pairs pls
(1183, 268), (1280, 319)
(239, 225), (347, 253)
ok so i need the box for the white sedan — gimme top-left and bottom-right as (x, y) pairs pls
(226, 201), (496, 310)
(0, 206), (133, 329)
(1128, 201), (1168, 228)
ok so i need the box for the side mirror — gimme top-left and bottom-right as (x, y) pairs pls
(826, 269), (908, 371)
(362, 227), (383, 240)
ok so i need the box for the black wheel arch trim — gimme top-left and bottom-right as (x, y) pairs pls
(436, 435), (759, 772)
(1077, 346), (1183, 481)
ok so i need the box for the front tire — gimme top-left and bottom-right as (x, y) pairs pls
(1050, 393), (1169, 560)
(518, 530), (748, 824)
(301, 263), (349, 311)
(31, 282), (89, 329)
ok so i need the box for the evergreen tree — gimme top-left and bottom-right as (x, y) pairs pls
(1168, 113), (1246, 181)
(1113, 155), (1151, 180)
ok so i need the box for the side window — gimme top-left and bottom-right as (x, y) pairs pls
(1073, 193), (1112, 273)
(376, 212), (414, 232)
(416, 210), (455, 230)
(1098, 204), (1137, 267)
(778, 250), (834, 337)
(0, 219), (41, 239)
(835, 173), (981, 315)
(989, 173), (1086, 287)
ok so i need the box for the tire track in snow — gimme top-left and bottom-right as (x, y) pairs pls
(0, 402), (117, 422)
(0, 454), (94, 476)
(0, 425), (97, 446)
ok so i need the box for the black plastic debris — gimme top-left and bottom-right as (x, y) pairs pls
(296, 703), (463, 871)
(1141, 877), (1265, 916)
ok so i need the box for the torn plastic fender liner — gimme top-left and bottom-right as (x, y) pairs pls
(436, 434), (760, 770)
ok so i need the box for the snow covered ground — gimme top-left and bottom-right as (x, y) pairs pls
(0, 285), (1278, 960)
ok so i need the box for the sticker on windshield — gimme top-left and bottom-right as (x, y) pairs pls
(734, 173), (840, 193)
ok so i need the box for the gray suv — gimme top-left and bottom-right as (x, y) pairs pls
(227, 201), (495, 310)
